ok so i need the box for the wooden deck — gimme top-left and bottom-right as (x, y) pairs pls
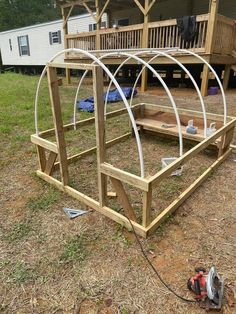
(65, 14), (236, 64)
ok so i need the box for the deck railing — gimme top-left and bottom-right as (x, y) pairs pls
(65, 13), (236, 57)
(148, 14), (208, 52)
(213, 14), (236, 55)
(100, 24), (143, 50)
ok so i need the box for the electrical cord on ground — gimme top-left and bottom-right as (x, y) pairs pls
(126, 216), (197, 304)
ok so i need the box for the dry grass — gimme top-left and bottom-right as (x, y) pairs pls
(0, 75), (236, 313)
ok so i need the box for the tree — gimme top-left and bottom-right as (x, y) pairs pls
(0, 0), (61, 32)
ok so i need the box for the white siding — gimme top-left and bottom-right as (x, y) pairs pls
(0, 13), (107, 66)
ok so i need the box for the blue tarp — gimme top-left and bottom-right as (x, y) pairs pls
(77, 87), (137, 113)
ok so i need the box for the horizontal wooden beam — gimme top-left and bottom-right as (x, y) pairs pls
(47, 62), (95, 71)
(146, 148), (232, 236)
(100, 162), (150, 191)
(31, 135), (58, 153)
(36, 170), (147, 237)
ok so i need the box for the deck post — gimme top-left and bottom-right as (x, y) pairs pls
(201, 0), (219, 96)
(95, 0), (101, 50)
(140, 0), (152, 92)
(61, 6), (74, 85)
(223, 64), (231, 91)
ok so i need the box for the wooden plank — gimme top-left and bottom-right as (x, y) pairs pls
(47, 66), (69, 186)
(146, 148), (232, 236)
(110, 177), (137, 222)
(142, 185), (152, 227)
(47, 62), (95, 71)
(31, 135), (58, 153)
(136, 117), (205, 142)
(142, 103), (234, 122)
(36, 170), (147, 238)
(101, 162), (150, 191)
(44, 152), (58, 176)
(148, 119), (236, 187)
(36, 146), (46, 172)
(93, 66), (107, 206)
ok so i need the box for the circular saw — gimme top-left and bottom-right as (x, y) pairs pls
(187, 266), (224, 310)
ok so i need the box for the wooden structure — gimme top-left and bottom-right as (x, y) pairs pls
(57, 0), (236, 95)
(31, 59), (236, 238)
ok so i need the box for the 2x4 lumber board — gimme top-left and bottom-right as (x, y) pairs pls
(31, 135), (58, 153)
(47, 62), (95, 71)
(100, 163), (149, 192)
(142, 103), (234, 122)
(110, 177), (137, 222)
(136, 118), (205, 142)
(36, 146), (46, 172)
(146, 148), (232, 236)
(38, 105), (141, 139)
(44, 152), (58, 176)
(148, 119), (236, 187)
(47, 66), (69, 186)
(36, 170), (147, 238)
(93, 66), (107, 206)
(142, 185), (152, 227)
(54, 132), (132, 169)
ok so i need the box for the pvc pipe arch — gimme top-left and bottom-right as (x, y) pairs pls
(102, 50), (207, 138)
(71, 50), (184, 157)
(34, 48), (145, 178)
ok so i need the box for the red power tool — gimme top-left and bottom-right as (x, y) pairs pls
(187, 266), (224, 310)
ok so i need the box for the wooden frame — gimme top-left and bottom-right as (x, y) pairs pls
(32, 61), (236, 238)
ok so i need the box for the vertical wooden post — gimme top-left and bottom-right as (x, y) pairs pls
(201, 0), (219, 96)
(47, 66), (69, 186)
(140, 0), (150, 92)
(62, 6), (71, 84)
(93, 66), (107, 206)
(142, 185), (152, 227)
(223, 64), (231, 91)
(95, 0), (101, 50)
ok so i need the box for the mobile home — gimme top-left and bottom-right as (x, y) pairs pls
(0, 12), (107, 70)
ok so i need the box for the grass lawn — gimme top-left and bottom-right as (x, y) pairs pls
(0, 73), (236, 313)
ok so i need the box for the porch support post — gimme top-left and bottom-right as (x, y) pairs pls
(201, 0), (219, 96)
(223, 64), (231, 91)
(141, 0), (151, 92)
(61, 6), (74, 85)
(95, 0), (101, 49)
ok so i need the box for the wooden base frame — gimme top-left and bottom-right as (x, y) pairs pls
(32, 61), (236, 238)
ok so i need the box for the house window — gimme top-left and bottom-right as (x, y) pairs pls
(118, 19), (129, 26)
(17, 35), (30, 56)
(89, 21), (106, 31)
(9, 39), (12, 51)
(49, 31), (62, 45)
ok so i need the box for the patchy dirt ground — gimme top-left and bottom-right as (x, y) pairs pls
(0, 83), (236, 313)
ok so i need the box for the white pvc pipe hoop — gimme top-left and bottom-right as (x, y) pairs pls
(34, 48), (145, 178)
(72, 50), (184, 157)
(103, 50), (207, 138)
(88, 47), (227, 125)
